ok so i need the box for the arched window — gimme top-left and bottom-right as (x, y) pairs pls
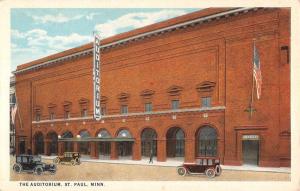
(117, 130), (132, 138)
(62, 131), (73, 138)
(198, 126), (217, 157)
(166, 127), (185, 158)
(97, 130), (111, 138)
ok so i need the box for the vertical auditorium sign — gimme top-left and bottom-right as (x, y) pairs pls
(93, 34), (101, 120)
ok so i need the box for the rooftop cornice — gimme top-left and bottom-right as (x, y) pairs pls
(14, 7), (263, 75)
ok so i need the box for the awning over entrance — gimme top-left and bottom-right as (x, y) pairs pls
(58, 137), (135, 142)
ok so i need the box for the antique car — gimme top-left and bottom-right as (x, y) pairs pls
(13, 155), (57, 175)
(53, 152), (81, 165)
(177, 157), (222, 178)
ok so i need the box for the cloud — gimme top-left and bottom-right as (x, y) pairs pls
(85, 13), (102, 20)
(31, 13), (84, 23)
(12, 29), (91, 51)
(11, 29), (92, 70)
(94, 9), (187, 38)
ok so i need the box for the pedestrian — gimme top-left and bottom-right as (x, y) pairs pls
(149, 149), (153, 164)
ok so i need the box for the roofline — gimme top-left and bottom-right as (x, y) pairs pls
(13, 7), (261, 75)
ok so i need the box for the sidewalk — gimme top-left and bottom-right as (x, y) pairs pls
(41, 155), (290, 173)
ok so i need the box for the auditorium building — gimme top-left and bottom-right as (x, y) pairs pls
(13, 8), (290, 167)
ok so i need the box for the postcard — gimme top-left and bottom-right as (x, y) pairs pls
(0, 0), (299, 191)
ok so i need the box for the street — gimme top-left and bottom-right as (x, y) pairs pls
(10, 156), (290, 181)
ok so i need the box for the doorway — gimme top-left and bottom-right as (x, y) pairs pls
(19, 140), (25, 154)
(242, 138), (259, 166)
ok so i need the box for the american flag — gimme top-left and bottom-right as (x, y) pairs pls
(253, 43), (262, 99)
(11, 104), (17, 125)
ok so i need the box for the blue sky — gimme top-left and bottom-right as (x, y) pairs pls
(11, 8), (199, 71)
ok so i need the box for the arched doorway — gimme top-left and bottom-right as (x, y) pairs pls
(62, 131), (73, 152)
(141, 128), (157, 158)
(166, 127), (185, 159)
(47, 132), (58, 155)
(196, 126), (217, 157)
(34, 132), (44, 155)
(97, 129), (111, 159)
(79, 130), (91, 158)
(117, 129), (133, 159)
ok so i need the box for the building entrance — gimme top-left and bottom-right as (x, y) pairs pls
(118, 142), (132, 158)
(141, 128), (157, 157)
(99, 142), (111, 159)
(242, 135), (259, 165)
(19, 140), (25, 154)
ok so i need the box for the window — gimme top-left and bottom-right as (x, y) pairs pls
(201, 97), (211, 108)
(64, 111), (70, 119)
(171, 100), (179, 110)
(81, 109), (88, 117)
(198, 126), (217, 157)
(22, 156), (28, 163)
(121, 105), (128, 114)
(36, 113), (41, 121)
(145, 103), (152, 112)
(49, 112), (55, 120)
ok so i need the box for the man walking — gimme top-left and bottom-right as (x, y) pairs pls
(149, 148), (154, 164)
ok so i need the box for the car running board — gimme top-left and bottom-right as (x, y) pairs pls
(188, 172), (205, 175)
(22, 170), (35, 173)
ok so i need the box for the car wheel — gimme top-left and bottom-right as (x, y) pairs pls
(53, 157), (60, 164)
(49, 165), (57, 175)
(71, 159), (76, 166)
(75, 158), (81, 165)
(215, 165), (222, 176)
(205, 168), (216, 178)
(13, 164), (22, 173)
(35, 167), (43, 175)
(177, 167), (187, 176)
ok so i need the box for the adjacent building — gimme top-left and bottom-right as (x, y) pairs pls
(13, 8), (290, 167)
(10, 76), (16, 153)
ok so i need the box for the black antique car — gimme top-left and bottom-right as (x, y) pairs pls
(53, 152), (81, 165)
(13, 155), (57, 175)
(177, 157), (222, 178)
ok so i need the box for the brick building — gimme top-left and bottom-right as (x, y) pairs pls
(13, 8), (290, 167)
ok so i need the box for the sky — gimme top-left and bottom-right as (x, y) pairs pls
(11, 8), (199, 72)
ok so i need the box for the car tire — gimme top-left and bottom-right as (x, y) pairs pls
(215, 165), (222, 176)
(35, 167), (43, 175)
(13, 164), (22, 173)
(205, 168), (216, 178)
(71, 159), (76, 166)
(177, 167), (187, 176)
(49, 165), (57, 175)
(53, 157), (60, 164)
(75, 158), (80, 165)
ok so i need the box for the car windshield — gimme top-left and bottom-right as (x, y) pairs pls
(32, 156), (41, 162)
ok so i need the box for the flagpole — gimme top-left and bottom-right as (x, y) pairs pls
(249, 39), (256, 119)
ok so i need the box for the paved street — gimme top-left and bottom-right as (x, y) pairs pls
(10, 156), (290, 181)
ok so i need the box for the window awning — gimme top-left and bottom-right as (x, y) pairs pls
(58, 137), (135, 142)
